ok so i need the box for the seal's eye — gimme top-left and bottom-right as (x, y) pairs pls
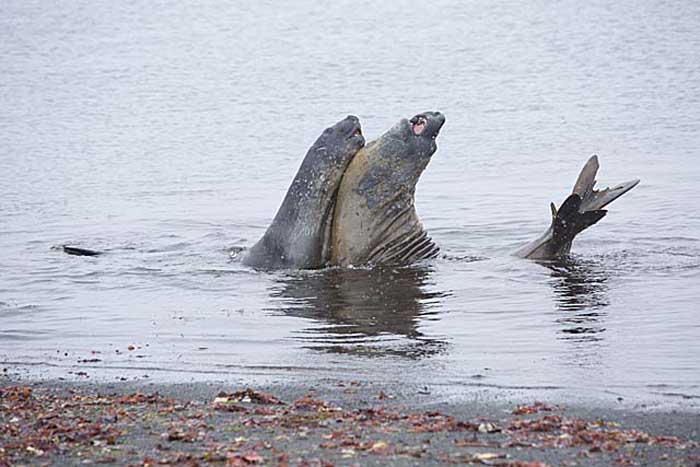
(411, 116), (427, 135)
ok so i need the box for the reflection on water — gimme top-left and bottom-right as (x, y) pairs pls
(268, 266), (451, 359)
(541, 257), (610, 343)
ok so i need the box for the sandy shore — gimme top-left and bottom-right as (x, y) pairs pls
(1, 378), (698, 467)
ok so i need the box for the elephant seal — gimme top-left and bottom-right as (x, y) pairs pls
(514, 155), (640, 259)
(243, 115), (364, 269)
(330, 112), (445, 267)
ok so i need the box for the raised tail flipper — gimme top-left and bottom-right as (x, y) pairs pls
(514, 155), (640, 260)
(572, 155), (640, 211)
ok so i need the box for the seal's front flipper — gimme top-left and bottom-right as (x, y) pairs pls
(514, 155), (639, 260)
(63, 245), (102, 257)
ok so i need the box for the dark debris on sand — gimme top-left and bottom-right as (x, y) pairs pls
(1, 385), (698, 467)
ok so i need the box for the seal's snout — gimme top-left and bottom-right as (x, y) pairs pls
(342, 115), (363, 142)
(430, 111), (446, 139)
(431, 111), (445, 124)
(326, 115), (363, 146)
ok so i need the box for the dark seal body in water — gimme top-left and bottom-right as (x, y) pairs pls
(514, 155), (640, 259)
(330, 112), (444, 267)
(243, 116), (364, 269)
(62, 245), (102, 256)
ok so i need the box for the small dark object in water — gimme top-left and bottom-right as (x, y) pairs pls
(63, 245), (102, 257)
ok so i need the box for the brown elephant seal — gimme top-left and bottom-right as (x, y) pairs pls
(243, 115), (365, 269)
(514, 155), (640, 259)
(330, 112), (445, 267)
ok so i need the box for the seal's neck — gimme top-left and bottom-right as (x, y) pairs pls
(364, 193), (439, 265)
(257, 166), (337, 268)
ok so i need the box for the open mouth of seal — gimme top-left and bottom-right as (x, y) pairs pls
(347, 125), (362, 140)
(411, 115), (427, 136)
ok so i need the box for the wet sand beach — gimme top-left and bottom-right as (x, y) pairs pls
(2, 378), (698, 467)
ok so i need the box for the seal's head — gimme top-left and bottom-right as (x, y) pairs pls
(308, 115), (365, 173)
(398, 111), (445, 153)
(362, 111), (445, 192)
(408, 111), (445, 150)
(292, 115), (365, 207)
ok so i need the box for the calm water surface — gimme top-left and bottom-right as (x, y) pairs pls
(1, 0), (699, 409)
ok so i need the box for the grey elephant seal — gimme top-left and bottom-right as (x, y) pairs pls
(243, 115), (365, 269)
(514, 155), (640, 259)
(330, 112), (445, 267)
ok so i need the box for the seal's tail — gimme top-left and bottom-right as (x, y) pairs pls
(548, 155), (640, 253)
(571, 155), (640, 212)
(515, 155), (640, 259)
(548, 193), (607, 254)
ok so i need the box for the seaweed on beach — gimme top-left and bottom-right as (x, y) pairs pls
(1, 386), (698, 467)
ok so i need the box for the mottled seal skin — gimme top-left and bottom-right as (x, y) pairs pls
(243, 116), (365, 270)
(330, 112), (445, 267)
(514, 155), (640, 260)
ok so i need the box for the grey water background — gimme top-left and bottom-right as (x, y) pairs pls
(1, 1), (699, 410)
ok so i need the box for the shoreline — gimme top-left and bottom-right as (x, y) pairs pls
(2, 377), (698, 466)
(3, 360), (699, 415)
